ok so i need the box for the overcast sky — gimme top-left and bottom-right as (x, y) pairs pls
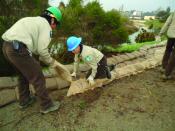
(49, 0), (175, 12)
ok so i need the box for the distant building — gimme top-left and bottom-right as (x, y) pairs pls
(130, 10), (142, 20)
(144, 16), (156, 20)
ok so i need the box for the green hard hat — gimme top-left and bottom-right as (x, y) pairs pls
(46, 6), (62, 22)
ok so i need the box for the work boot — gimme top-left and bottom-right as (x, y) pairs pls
(108, 64), (117, 71)
(40, 101), (60, 114)
(106, 64), (116, 79)
(161, 74), (173, 80)
(106, 66), (111, 79)
(19, 96), (36, 109)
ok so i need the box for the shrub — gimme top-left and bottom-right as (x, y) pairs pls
(145, 19), (164, 34)
(135, 31), (155, 43)
(58, 0), (130, 46)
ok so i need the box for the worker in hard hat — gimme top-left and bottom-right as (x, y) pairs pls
(2, 7), (63, 114)
(66, 36), (115, 86)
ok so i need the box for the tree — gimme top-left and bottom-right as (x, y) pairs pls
(156, 7), (171, 22)
(58, 0), (130, 45)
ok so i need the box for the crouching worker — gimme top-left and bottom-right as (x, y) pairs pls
(2, 7), (63, 114)
(66, 36), (115, 86)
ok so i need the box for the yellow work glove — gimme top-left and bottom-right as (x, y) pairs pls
(87, 75), (95, 86)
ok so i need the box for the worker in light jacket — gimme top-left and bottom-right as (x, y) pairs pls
(2, 7), (66, 114)
(159, 11), (175, 80)
(66, 36), (115, 85)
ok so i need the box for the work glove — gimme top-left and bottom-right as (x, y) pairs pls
(71, 72), (76, 77)
(87, 75), (95, 86)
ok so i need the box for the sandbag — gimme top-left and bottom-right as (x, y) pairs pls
(67, 78), (105, 96)
(54, 62), (72, 82)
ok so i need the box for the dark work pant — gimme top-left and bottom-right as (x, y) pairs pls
(162, 38), (175, 76)
(86, 56), (108, 79)
(2, 41), (52, 110)
(162, 38), (175, 68)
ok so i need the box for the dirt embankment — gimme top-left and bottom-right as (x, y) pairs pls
(0, 67), (175, 131)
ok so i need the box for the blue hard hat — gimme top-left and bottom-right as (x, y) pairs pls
(66, 36), (82, 51)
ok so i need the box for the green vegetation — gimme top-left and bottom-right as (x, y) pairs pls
(103, 41), (159, 53)
(0, 0), (48, 39)
(145, 19), (164, 34)
(156, 7), (171, 22)
(0, 0), (165, 75)
(144, 7), (170, 34)
(78, 100), (87, 110)
(54, 0), (137, 63)
(58, 0), (133, 46)
(135, 31), (155, 43)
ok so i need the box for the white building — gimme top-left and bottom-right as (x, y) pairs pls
(130, 10), (142, 20)
(144, 16), (156, 20)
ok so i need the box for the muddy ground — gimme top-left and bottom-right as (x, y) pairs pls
(0, 66), (175, 131)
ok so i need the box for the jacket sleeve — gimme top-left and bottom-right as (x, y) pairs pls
(160, 13), (173, 35)
(73, 54), (80, 73)
(37, 30), (54, 65)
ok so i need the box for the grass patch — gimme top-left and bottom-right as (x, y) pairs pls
(78, 101), (87, 110)
(104, 41), (161, 53)
(144, 19), (164, 34)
